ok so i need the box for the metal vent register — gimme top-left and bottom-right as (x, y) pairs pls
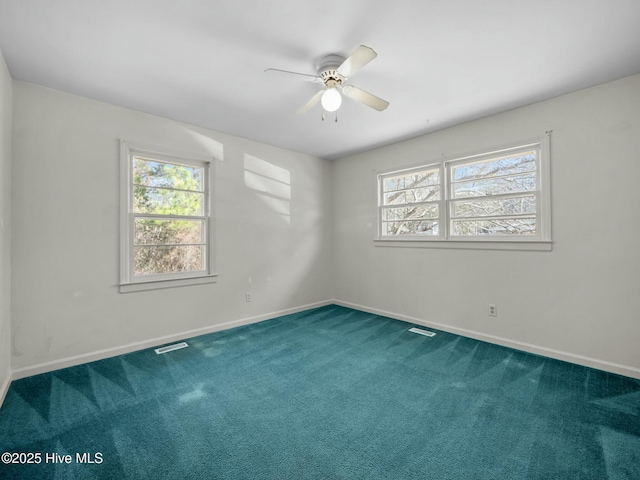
(154, 342), (189, 354)
(408, 327), (436, 337)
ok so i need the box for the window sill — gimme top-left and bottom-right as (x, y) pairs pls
(120, 274), (218, 293)
(374, 239), (552, 251)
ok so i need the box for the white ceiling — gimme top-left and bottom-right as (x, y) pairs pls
(1, 1), (640, 160)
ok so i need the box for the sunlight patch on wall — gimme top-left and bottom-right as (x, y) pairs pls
(182, 127), (225, 162)
(244, 154), (291, 224)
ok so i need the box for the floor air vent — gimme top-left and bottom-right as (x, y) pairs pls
(155, 342), (189, 354)
(409, 327), (436, 337)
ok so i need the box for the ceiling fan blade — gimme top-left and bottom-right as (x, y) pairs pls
(342, 85), (389, 111)
(296, 90), (324, 115)
(264, 68), (320, 83)
(337, 45), (377, 78)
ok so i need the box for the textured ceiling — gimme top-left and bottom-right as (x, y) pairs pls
(1, 0), (640, 159)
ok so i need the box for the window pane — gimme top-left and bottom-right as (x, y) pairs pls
(383, 169), (440, 192)
(451, 218), (536, 236)
(135, 219), (204, 245)
(451, 173), (535, 199)
(134, 245), (204, 276)
(133, 157), (204, 191)
(384, 186), (440, 205)
(383, 204), (438, 221)
(383, 220), (439, 236)
(452, 151), (536, 182)
(452, 196), (536, 218)
(134, 186), (204, 215)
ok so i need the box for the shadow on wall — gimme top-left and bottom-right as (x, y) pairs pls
(243, 154), (291, 224)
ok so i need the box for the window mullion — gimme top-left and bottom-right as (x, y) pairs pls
(443, 163), (450, 240)
(450, 191), (537, 202)
(381, 200), (440, 210)
(449, 169), (537, 185)
(133, 213), (206, 221)
(132, 183), (204, 195)
(377, 175), (384, 238)
(452, 213), (536, 221)
(535, 190), (541, 240)
(135, 242), (207, 247)
(129, 212), (136, 281)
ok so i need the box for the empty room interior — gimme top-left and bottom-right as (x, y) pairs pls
(0, 1), (639, 479)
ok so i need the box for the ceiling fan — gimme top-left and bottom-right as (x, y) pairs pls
(265, 45), (389, 117)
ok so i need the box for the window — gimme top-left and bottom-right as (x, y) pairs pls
(380, 165), (442, 237)
(120, 142), (216, 292)
(377, 137), (551, 249)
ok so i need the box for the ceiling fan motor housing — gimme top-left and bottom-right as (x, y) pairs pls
(317, 54), (346, 88)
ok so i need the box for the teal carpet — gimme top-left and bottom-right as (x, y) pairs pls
(1, 305), (639, 479)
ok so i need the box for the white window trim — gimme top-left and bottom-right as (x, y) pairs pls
(119, 140), (218, 293)
(375, 133), (552, 251)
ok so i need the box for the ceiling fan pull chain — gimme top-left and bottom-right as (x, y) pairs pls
(335, 112), (338, 123)
(321, 112), (325, 121)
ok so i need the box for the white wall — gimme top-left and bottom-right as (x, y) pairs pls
(7, 74), (640, 380)
(11, 82), (333, 374)
(0, 50), (11, 398)
(332, 74), (640, 377)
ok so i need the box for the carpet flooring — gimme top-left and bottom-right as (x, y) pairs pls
(0, 305), (639, 479)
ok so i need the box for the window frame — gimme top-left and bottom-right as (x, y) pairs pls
(375, 135), (552, 251)
(377, 162), (444, 239)
(119, 141), (217, 293)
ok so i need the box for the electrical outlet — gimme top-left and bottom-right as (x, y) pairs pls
(245, 292), (251, 303)
(488, 304), (497, 317)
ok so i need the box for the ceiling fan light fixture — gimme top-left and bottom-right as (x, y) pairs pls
(270, 45), (388, 115)
(321, 87), (342, 112)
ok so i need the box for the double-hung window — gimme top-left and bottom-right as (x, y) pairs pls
(380, 165), (442, 237)
(448, 146), (540, 238)
(120, 142), (216, 292)
(377, 136), (551, 249)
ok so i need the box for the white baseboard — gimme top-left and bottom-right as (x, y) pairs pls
(11, 300), (332, 380)
(0, 372), (11, 408)
(10, 299), (640, 382)
(333, 299), (640, 380)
